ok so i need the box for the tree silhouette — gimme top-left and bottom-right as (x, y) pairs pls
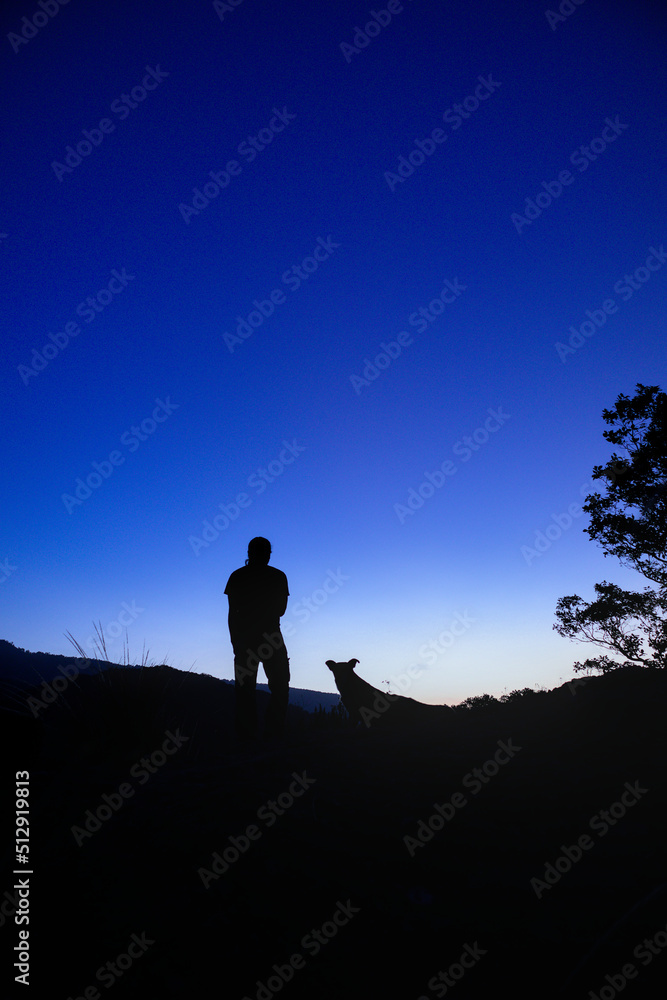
(554, 383), (667, 672)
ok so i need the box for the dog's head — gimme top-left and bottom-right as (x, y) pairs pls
(325, 658), (359, 678)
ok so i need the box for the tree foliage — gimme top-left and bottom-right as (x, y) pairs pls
(554, 383), (667, 672)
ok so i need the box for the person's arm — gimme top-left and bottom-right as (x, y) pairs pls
(278, 574), (289, 617)
(224, 575), (238, 629)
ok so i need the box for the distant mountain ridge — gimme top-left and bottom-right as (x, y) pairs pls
(0, 638), (141, 683)
(0, 639), (341, 713)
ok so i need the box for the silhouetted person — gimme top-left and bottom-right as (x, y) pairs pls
(225, 537), (290, 742)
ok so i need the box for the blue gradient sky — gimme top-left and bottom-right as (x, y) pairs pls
(2, 0), (666, 704)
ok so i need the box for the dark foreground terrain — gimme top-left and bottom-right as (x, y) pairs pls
(2, 648), (666, 999)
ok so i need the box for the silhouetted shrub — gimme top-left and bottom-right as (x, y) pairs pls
(500, 687), (541, 703)
(458, 693), (500, 710)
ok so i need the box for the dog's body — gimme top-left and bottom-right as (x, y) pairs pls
(325, 658), (454, 730)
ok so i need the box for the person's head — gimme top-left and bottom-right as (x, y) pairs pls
(246, 536), (272, 566)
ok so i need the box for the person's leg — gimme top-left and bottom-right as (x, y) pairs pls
(233, 638), (260, 741)
(262, 634), (290, 739)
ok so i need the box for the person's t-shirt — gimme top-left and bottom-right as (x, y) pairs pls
(224, 564), (289, 633)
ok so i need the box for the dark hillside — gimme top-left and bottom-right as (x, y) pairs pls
(2, 649), (666, 998)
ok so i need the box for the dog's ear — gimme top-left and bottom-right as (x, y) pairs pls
(349, 658), (359, 667)
(325, 660), (335, 669)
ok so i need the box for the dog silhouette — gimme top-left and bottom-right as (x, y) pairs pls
(325, 658), (454, 730)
